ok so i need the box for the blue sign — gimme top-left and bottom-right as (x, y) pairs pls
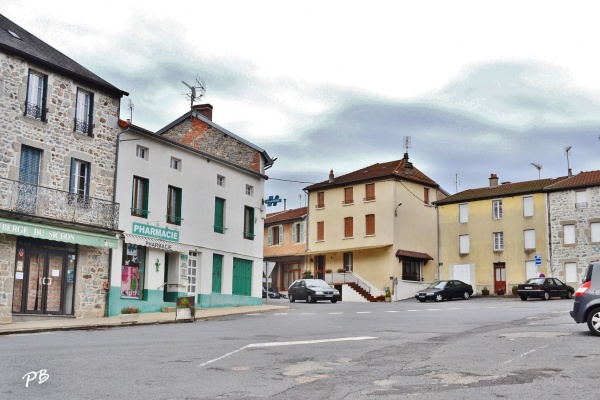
(264, 195), (282, 207)
(534, 254), (542, 266)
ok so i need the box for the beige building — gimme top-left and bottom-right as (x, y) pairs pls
(304, 153), (447, 300)
(436, 174), (567, 295)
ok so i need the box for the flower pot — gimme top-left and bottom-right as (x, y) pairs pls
(482, 290), (489, 296)
(120, 313), (140, 324)
(176, 307), (192, 321)
(385, 297), (391, 302)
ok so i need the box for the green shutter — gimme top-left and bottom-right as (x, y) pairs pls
(143, 178), (149, 218)
(176, 187), (182, 224)
(278, 224), (283, 244)
(214, 197), (224, 233)
(212, 254), (223, 293)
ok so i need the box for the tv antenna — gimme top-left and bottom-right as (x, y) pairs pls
(454, 173), (460, 193)
(564, 146), (572, 171)
(127, 98), (134, 123)
(181, 76), (206, 109)
(403, 136), (412, 153)
(530, 162), (542, 179)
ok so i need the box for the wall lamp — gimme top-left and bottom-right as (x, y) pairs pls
(394, 202), (403, 216)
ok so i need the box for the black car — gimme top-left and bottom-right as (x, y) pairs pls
(415, 280), (473, 302)
(571, 261), (600, 336)
(288, 279), (340, 303)
(262, 287), (283, 299)
(517, 277), (574, 301)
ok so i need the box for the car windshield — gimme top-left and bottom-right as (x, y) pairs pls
(427, 281), (447, 289)
(525, 278), (544, 285)
(305, 279), (332, 289)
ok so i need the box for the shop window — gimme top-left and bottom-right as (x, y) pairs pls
(121, 244), (146, 299)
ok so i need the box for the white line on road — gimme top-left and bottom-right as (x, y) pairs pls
(356, 311), (371, 314)
(501, 345), (548, 365)
(385, 311), (401, 313)
(329, 312), (343, 314)
(199, 336), (377, 367)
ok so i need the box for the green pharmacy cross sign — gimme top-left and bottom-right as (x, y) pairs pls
(264, 195), (282, 207)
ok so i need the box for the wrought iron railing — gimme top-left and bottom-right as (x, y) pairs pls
(74, 118), (91, 135)
(0, 177), (119, 230)
(24, 101), (43, 119)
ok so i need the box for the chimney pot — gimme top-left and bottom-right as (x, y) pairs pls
(328, 170), (334, 183)
(192, 103), (213, 121)
(489, 173), (499, 188)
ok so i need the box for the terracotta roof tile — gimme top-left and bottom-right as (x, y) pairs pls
(304, 156), (440, 191)
(265, 207), (307, 224)
(545, 170), (600, 191)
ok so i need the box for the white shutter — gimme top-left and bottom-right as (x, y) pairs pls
(565, 262), (578, 283)
(299, 222), (305, 242)
(564, 224), (575, 244)
(453, 264), (471, 284)
(576, 191), (587, 204)
(525, 261), (537, 279)
(267, 227), (272, 245)
(523, 196), (534, 217)
(278, 225), (284, 244)
(459, 203), (468, 223)
(524, 230), (535, 249)
(591, 222), (600, 243)
(292, 223), (297, 243)
(459, 235), (469, 254)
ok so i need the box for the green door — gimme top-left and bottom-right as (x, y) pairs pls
(232, 258), (252, 296)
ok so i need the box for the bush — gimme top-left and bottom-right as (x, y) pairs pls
(121, 306), (140, 314)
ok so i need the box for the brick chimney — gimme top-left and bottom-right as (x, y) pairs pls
(403, 153), (413, 175)
(192, 103), (213, 121)
(489, 173), (499, 188)
(329, 170), (334, 183)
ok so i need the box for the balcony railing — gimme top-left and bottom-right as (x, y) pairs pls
(0, 177), (119, 230)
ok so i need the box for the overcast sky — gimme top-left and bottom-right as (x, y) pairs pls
(3, 1), (599, 210)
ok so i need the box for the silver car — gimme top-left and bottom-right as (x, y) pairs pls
(571, 261), (600, 336)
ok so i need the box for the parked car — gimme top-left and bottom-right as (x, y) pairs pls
(415, 280), (473, 302)
(571, 261), (600, 336)
(517, 277), (574, 301)
(262, 287), (283, 299)
(288, 279), (340, 303)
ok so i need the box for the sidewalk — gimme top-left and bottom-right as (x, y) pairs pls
(0, 304), (290, 336)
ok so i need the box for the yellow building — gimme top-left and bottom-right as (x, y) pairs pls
(304, 154), (447, 300)
(436, 174), (567, 295)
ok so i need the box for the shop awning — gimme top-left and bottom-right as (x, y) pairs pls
(0, 218), (118, 248)
(395, 249), (434, 260)
(123, 234), (194, 253)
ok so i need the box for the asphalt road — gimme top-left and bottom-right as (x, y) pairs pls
(1, 296), (597, 399)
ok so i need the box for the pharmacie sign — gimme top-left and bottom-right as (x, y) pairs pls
(132, 222), (180, 242)
(0, 218), (117, 248)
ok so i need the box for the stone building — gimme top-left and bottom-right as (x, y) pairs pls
(0, 15), (128, 323)
(546, 170), (600, 285)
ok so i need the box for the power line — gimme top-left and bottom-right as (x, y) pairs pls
(268, 177), (316, 184)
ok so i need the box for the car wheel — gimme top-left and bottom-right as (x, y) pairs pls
(435, 294), (443, 302)
(289, 294), (295, 303)
(586, 308), (600, 337)
(307, 294), (314, 303)
(418, 299), (426, 303)
(543, 291), (550, 301)
(463, 292), (470, 300)
(566, 291), (573, 300)
(520, 296), (527, 301)
(331, 299), (338, 303)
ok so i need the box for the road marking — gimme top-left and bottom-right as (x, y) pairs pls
(300, 313), (316, 315)
(245, 313), (261, 316)
(356, 311), (371, 314)
(329, 312), (343, 314)
(385, 311), (401, 313)
(199, 336), (377, 367)
(426, 309), (442, 311)
(501, 345), (548, 365)
(273, 313), (288, 315)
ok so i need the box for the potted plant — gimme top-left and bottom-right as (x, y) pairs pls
(176, 297), (195, 321)
(384, 289), (392, 302)
(337, 268), (345, 273)
(302, 270), (314, 279)
(325, 269), (332, 274)
(120, 306), (140, 323)
(481, 286), (490, 296)
(497, 287), (505, 296)
(512, 285), (518, 296)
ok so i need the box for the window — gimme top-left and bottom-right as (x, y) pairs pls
(343, 252), (353, 272)
(317, 192), (325, 208)
(69, 159), (90, 203)
(268, 225), (283, 245)
(459, 234), (470, 254)
(365, 214), (375, 236)
(212, 254), (223, 293)
(246, 185), (253, 196)
(492, 199), (502, 219)
(344, 217), (353, 238)
(75, 88), (94, 136)
(121, 244), (145, 299)
(170, 157), (181, 170)
(424, 188), (430, 204)
(575, 191), (587, 208)
(292, 222), (305, 243)
(217, 175), (225, 187)
(25, 70), (47, 121)
(214, 197), (225, 233)
(565, 262), (578, 283)
(524, 229), (536, 250)
(344, 187), (353, 204)
(459, 203), (468, 223)
(317, 221), (324, 241)
(365, 183), (375, 201)
(131, 176), (149, 217)
(188, 252), (197, 293)
(493, 232), (504, 251)
(523, 196), (534, 217)
(402, 258), (422, 281)
(136, 145), (148, 160)
(243, 206), (254, 239)
(564, 224), (575, 245)
(166, 186), (182, 225)
(592, 222), (600, 243)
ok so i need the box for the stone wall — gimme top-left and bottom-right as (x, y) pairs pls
(75, 246), (110, 318)
(0, 234), (16, 323)
(549, 186), (600, 281)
